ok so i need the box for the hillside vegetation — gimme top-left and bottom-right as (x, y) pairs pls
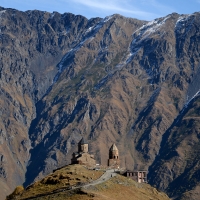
(7, 165), (169, 200)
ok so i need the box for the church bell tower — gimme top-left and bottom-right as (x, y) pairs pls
(78, 137), (88, 153)
(108, 143), (120, 168)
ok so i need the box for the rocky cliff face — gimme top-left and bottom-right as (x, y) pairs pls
(0, 6), (102, 199)
(0, 6), (200, 200)
(149, 95), (200, 200)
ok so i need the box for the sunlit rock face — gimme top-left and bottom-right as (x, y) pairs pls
(0, 6), (200, 200)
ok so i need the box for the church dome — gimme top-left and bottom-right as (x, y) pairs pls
(79, 137), (88, 145)
(109, 143), (118, 151)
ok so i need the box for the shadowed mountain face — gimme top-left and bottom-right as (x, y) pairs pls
(149, 95), (200, 200)
(0, 6), (200, 200)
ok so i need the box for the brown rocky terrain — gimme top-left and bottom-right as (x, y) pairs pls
(149, 95), (200, 200)
(0, 5), (200, 200)
(0, 6), (103, 199)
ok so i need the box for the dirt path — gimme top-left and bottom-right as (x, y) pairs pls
(21, 169), (117, 200)
(82, 169), (117, 188)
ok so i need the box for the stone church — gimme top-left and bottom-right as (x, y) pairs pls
(71, 137), (96, 167)
(108, 143), (120, 168)
(71, 139), (120, 168)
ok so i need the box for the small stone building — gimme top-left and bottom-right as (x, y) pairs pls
(108, 143), (120, 168)
(124, 170), (148, 183)
(71, 138), (96, 167)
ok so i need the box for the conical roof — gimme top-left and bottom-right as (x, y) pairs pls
(109, 143), (118, 151)
(79, 137), (88, 145)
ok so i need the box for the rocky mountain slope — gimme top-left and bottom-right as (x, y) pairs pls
(0, 6), (104, 199)
(149, 95), (200, 200)
(0, 5), (200, 200)
(7, 164), (170, 200)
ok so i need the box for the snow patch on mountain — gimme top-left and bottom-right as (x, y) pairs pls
(132, 16), (170, 44)
(186, 90), (200, 106)
(0, 10), (6, 18)
(94, 46), (142, 90)
(44, 15), (114, 95)
(121, 16), (170, 67)
(175, 14), (190, 28)
(103, 15), (113, 22)
(125, 48), (140, 64)
(85, 26), (94, 33)
(85, 15), (112, 35)
(175, 14), (195, 35)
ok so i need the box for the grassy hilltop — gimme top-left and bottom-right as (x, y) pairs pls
(7, 164), (169, 200)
